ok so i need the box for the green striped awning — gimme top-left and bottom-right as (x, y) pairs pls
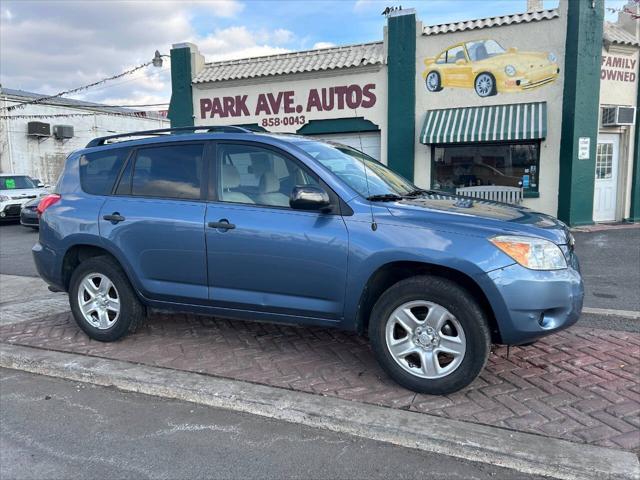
(420, 102), (547, 144)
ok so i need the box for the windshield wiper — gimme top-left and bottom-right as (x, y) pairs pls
(366, 193), (403, 202)
(404, 188), (429, 197)
(404, 188), (443, 198)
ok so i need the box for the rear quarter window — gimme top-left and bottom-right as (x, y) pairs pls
(79, 149), (129, 195)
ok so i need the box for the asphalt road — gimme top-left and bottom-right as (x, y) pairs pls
(0, 368), (540, 480)
(575, 227), (640, 312)
(0, 222), (39, 277)
(1, 222), (638, 311)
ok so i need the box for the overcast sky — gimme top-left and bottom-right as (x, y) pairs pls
(0, 0), (629, 109)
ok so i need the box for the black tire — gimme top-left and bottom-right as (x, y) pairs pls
(369, 275), (490, 395)
(425, 71), (443, 92)
(474, 72), (497, 97)
(69, 256), (144, 342)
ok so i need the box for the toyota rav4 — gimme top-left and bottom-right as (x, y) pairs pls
(33, 126), (583, 394)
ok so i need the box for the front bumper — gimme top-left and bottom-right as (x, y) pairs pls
(502, 66), (560, 92)
(20, 208), (39, 227)
(0, 203), (23, 218)
(480, 261), (584, 345)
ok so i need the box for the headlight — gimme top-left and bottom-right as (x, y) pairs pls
(504, 65), (517, 77)
(490, 235), (567, 270)
(548, 52), (557, 63)
(0, 195), (9, 202)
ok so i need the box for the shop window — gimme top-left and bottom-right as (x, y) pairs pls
(431, 142), (540, 193)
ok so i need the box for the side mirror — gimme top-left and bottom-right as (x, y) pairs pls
(455, 59), (466, 65)
(289, 185), (330, 211)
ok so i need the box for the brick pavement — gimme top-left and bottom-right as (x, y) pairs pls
(1, 311), (638, 453)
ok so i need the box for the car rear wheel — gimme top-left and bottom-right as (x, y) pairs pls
(474, 72), (497, 97)
(369, 275), (490, 394)
(69, 256), (144, 342)
(425, 71), (442, 92)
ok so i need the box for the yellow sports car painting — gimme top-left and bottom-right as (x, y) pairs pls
(423, 39), (560, 97)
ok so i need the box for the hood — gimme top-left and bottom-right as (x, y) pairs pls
(475, 51), (553, 68)
(386, 193), (571, 245)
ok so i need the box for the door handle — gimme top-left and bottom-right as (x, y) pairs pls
(208, 219), (235, 230)
(103, 213), (125, 224)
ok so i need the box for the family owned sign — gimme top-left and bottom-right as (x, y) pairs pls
(601, 54), (637, 83)
(198, 83), (377, 119)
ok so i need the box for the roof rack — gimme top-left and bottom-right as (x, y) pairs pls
(85, 125), (253, 148)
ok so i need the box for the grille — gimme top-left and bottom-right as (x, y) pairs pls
(4, 204), (22, 216)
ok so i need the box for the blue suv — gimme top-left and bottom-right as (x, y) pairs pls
(33, 126), (583, 394)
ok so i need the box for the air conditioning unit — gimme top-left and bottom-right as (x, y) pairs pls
(602, 106), (636, 127)
(27, 121), (50, 137)
(53, 125), (74, 139)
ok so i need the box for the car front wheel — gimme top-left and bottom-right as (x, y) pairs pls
(69, 256), (144, 342)
(369, 275), (490, 394)
(474, 72), (497, 97)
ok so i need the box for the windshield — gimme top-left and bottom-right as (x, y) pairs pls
(294, 140), (417, 198)
(0, 176), (36, 190)
(466, 40), (505, 61)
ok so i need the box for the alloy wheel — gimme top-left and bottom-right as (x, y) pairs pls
(475, 73), (494, 97)
(426, 72), (439, 91)
(77, 273), (120, 330)
(385, 300), (466, 379)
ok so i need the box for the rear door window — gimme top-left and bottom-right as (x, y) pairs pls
(130, 143), (204, 200)
(79, 149), (129, 195)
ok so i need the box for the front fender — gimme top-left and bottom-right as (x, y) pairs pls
(342, 218), (514, 329)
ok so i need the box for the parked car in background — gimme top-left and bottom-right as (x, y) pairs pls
(20, 197), (40, 229)
(0, 174), (48, 222)
(33, 126), (583, 395)
(423, 39), (560, 97)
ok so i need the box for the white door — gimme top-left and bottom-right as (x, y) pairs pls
(312, 131), (381, 161)
(593, 134), (619, 222)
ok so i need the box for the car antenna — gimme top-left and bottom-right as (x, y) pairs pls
(354, 108), (377, 231)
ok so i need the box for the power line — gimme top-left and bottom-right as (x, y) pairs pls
(3, 100), (169, 109)
(1, 58), (167, 112)
(0, 111), (169, 120)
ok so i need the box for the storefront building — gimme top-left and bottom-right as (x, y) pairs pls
(169, 0), (640, 226)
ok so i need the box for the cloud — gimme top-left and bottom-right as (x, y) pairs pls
(0, 0), (291, 105)
(312, 42), (337, 49)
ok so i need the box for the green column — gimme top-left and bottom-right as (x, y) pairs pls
(628, 88), (640, 222)
(168, 45), (195, 128)
(387, 10), (416, 181)
(557, 0), (604, 226)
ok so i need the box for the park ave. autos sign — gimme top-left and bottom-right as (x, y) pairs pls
(196, 83), (378, 130)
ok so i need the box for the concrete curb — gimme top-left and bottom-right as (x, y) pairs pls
(1, 343), (638, 480)
(582, 307), (640, 320)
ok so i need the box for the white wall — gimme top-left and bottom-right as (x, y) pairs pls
(413, 2), (568, 217)
(192, 67), (388, 164)
(0, 99), (168, 185)
(599, 44), (639, 220)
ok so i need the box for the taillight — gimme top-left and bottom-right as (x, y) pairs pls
(37, 194), (61, 216)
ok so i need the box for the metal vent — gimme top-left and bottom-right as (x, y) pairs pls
(53, 125), (74, 139)
(27, 121), (50, 137)
(602, 106), (636, 127)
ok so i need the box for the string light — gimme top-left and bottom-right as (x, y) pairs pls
(1, 53), (169, 112)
